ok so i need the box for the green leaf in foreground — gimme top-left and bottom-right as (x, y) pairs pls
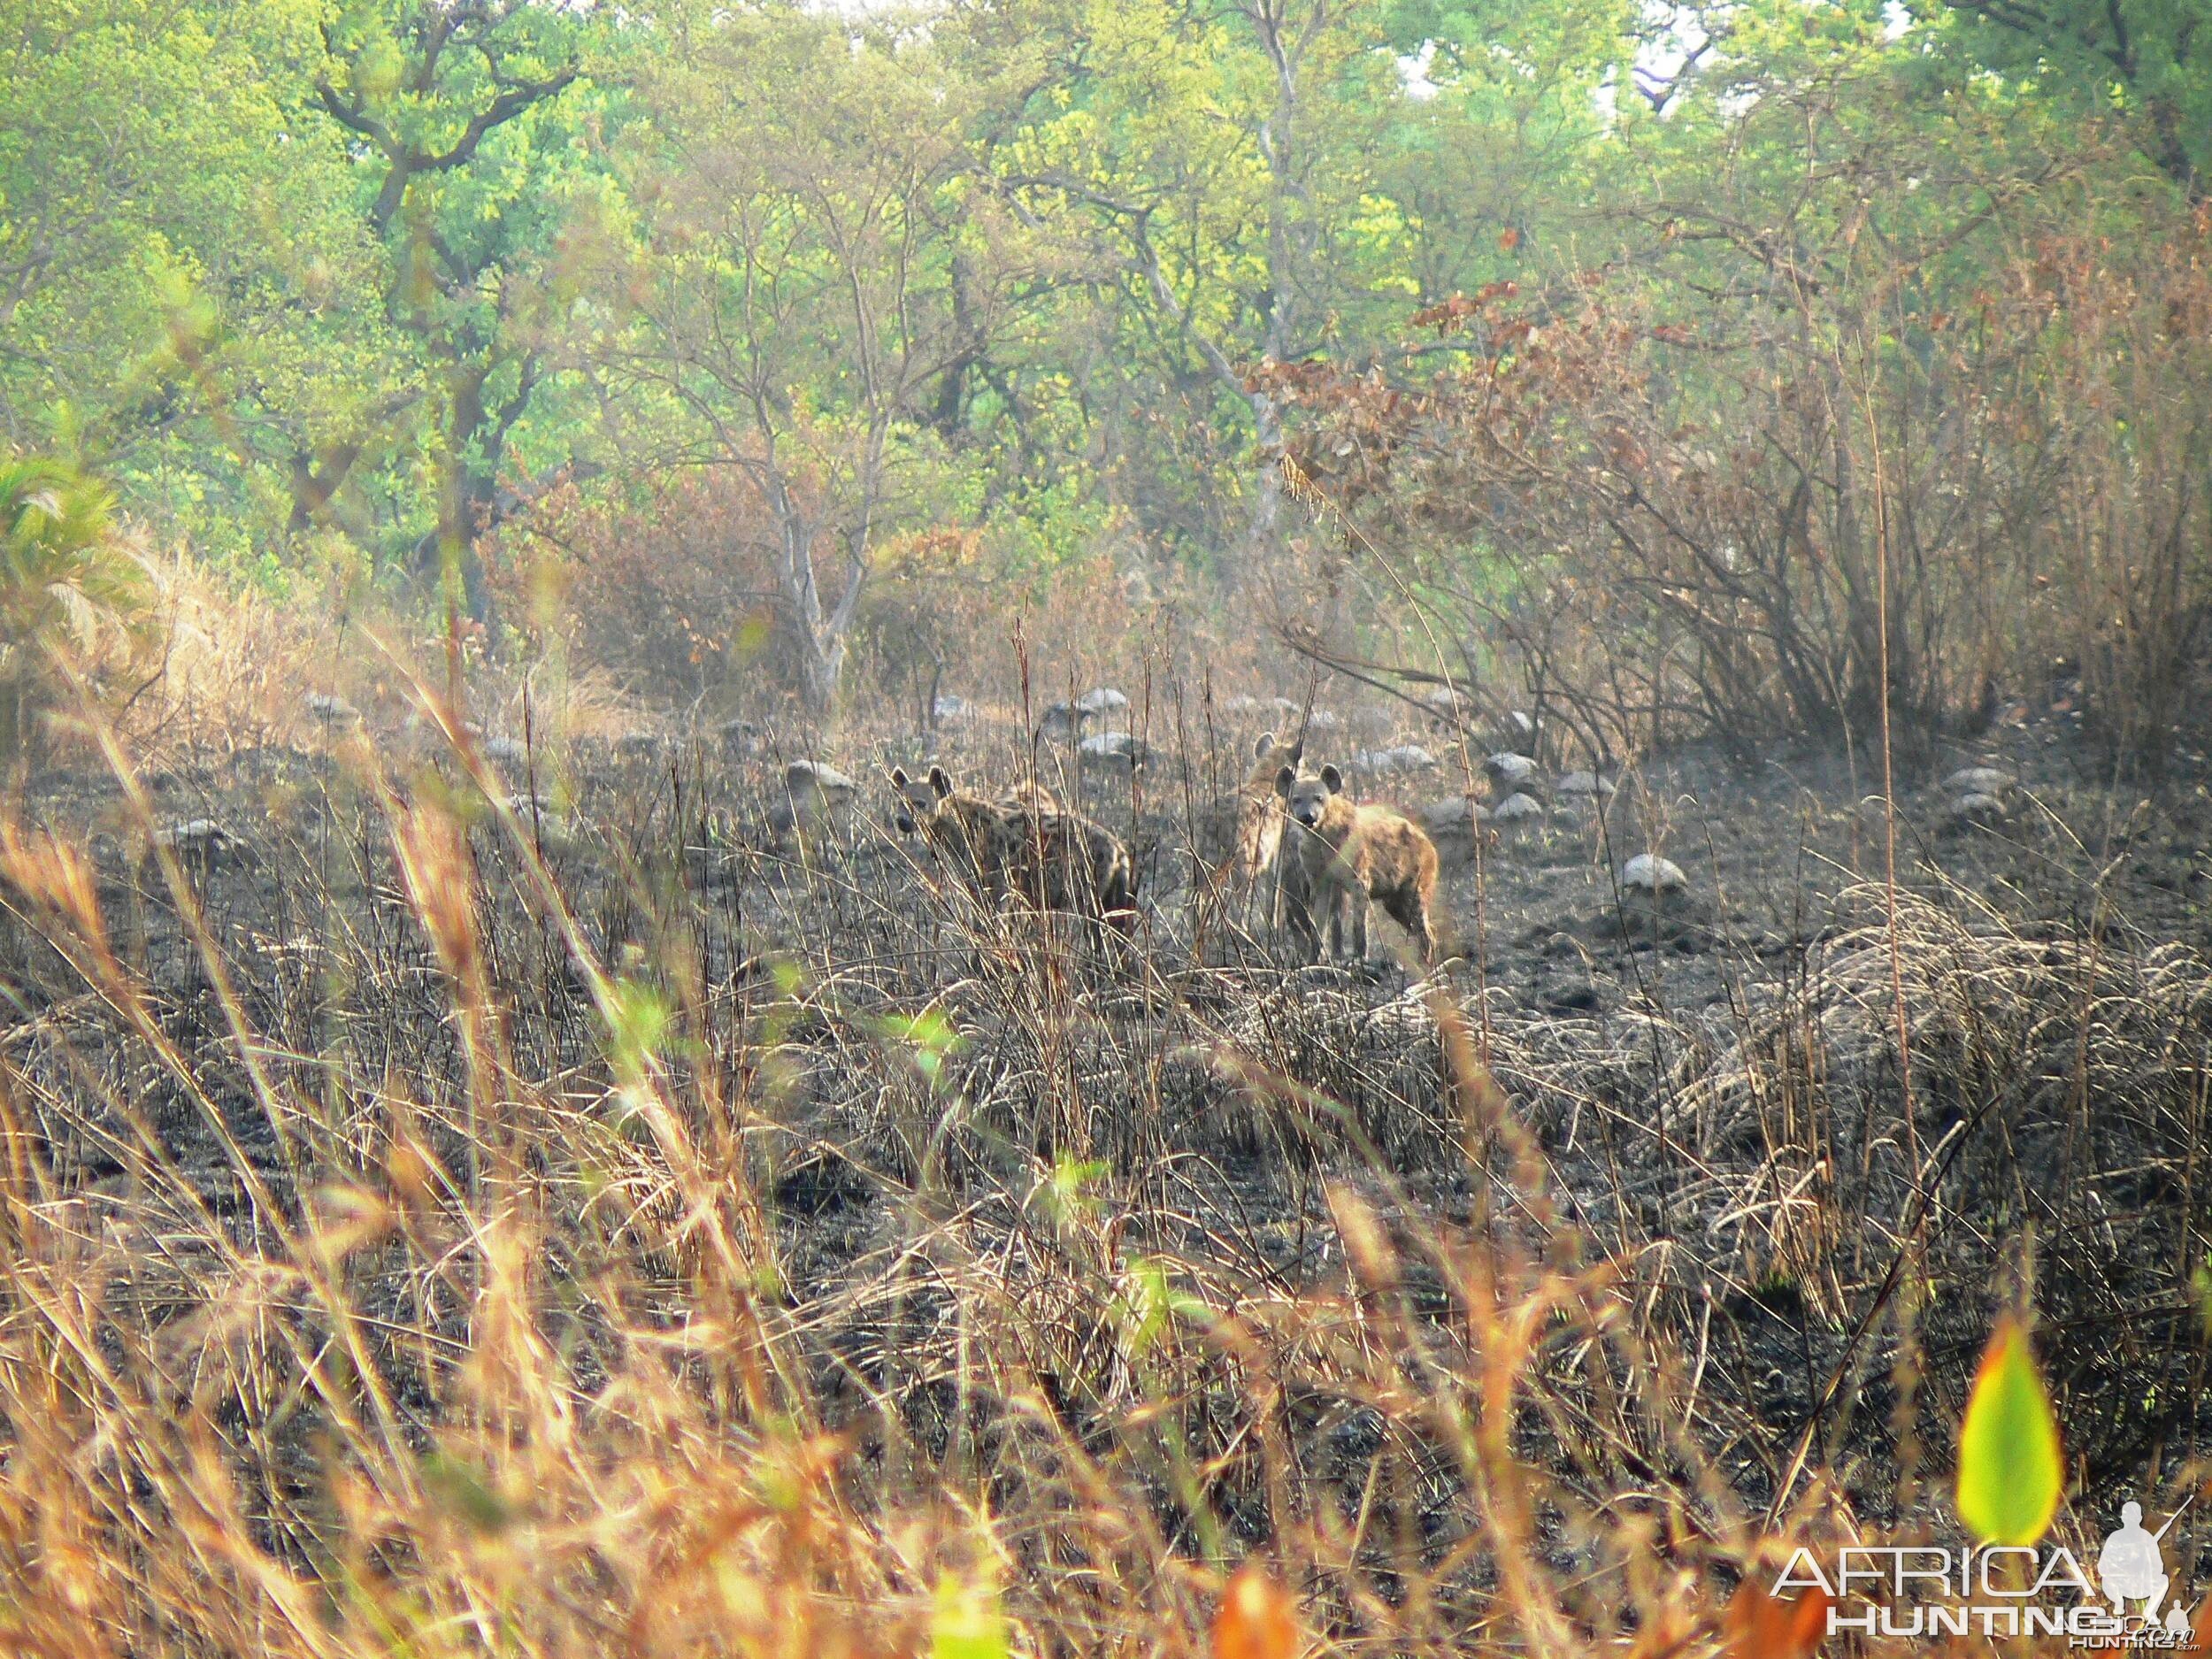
(1955, 1315), (2063, 1547)
(932, 1571), (1009, 1659)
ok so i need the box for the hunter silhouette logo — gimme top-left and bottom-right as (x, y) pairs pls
(1774, 1498), (2201, 1645)
(2100, 1499), (2196, 1639)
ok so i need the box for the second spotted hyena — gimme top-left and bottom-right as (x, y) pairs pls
(1235, 731), (1301, 896)
(1275, 762), (1439, 964)
(889, 765), (1136, 933)
(1194, 730), (1303, 931)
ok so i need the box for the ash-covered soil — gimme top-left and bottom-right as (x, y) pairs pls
(6, 698), (2209, 1531)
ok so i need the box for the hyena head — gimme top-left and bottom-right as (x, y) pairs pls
(1275, 762), (1346, 831)
(1244, 729), (1302, 795)
(888, 764), (956, 835)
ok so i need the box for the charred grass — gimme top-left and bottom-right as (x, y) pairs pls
(0, 696), (2208, 1655)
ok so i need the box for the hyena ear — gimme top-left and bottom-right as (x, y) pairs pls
(927, 764), (953, 799)
(1320, 764), (1344, 795)
(1274, 764), (1297, 798)
(1254, 730), (1278, 759)
(889, 766), (910, 790)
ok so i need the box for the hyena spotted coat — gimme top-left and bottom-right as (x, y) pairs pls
(889, 765), (1136, 933)
(1275, 762), (1440, 964)
(1195, 729), (1303, 929)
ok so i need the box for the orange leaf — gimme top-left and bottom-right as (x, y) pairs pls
(1213, 1564), (1298, 1659)
(1724, 1578), (1829, 1659)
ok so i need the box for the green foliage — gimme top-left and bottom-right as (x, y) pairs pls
(1920, 0), (2212, 196)
(0, 455), (152, 754)
(1955, 1316), (2064, 1548)
(931, 1571), (1010, 1659)
(6, 0), (2207, 716)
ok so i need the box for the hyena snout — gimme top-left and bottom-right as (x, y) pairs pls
(1275, 762), (1342, 830)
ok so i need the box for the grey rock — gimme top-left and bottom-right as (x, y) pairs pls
(1620, 853), (1688, 894)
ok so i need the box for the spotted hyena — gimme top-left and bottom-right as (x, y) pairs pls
(889, 765), (1136, 935)
(1275, 762), (1439, 965)
(1235, 730), (1301, 895)
(1193, 729), (1302, 926)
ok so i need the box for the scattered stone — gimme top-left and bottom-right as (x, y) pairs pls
(499, 793), (583, 853)
(481, 734), (528, 766)
(502, 791), (563, 820)
(1037, 701), (1090, 741)
(304, 692), (358, 726)
(614, 730), (664, 758)
(155, 819), (246, 872)
(1416, 795), (1489, 834)
(1075, 687), (1130, 719)
(1079, 731), (1148, 769)
(1417, 686), (1479, 728)
(785, 758), (857, 802)
(1945, 766), (2018, 796)
(1555, 769), (1617, 798)
(1356, 743), (1439, 775)
(1490, 792), (1548, 825)
(1620, 853), (1688, 895)
(1484, 753), (1540, 793)
(932, 693), (975, 725)
(1947, 791), (2010, 828)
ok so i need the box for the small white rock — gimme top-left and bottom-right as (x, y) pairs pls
(1079, 731), (1148, 767)
(1620, 853), (1687, 894)
(1417, 796), (1489, 833)
(1485, 753), (1540, 788)
(1555, 770), (1616, 797)
(1949, 792), (2009, 826)
(1415, 687), (1478, 726)
(1491, 792), (1548, 823)
(156, 820), (244, 871)
(1038, 701), (1089, 740)
(1945, 766), (2018, 796)
(1355, 744), (1438, 774)
(1075, 687), (1130, 718)
(785, 758), (856, 800)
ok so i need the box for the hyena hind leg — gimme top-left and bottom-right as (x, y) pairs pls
(1379, 887), (1433, 963)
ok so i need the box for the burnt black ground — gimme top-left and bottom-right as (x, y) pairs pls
(5, 701), (2209, 1555)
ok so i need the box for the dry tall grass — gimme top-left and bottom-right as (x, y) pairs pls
(0, 661), (2204, 1655)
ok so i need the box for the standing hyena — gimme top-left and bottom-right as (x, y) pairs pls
(889, 765), (1137, 936)
(1275, 762), (1440, 965)
(1196, 730), (1302, 930)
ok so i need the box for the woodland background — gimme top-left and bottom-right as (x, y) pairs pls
(7, 0), (2208, 750)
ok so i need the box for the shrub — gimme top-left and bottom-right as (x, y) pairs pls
(1263, 111), (2212, 766)
(0, 456), (155, 760)
(482, 471), (791, 711)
